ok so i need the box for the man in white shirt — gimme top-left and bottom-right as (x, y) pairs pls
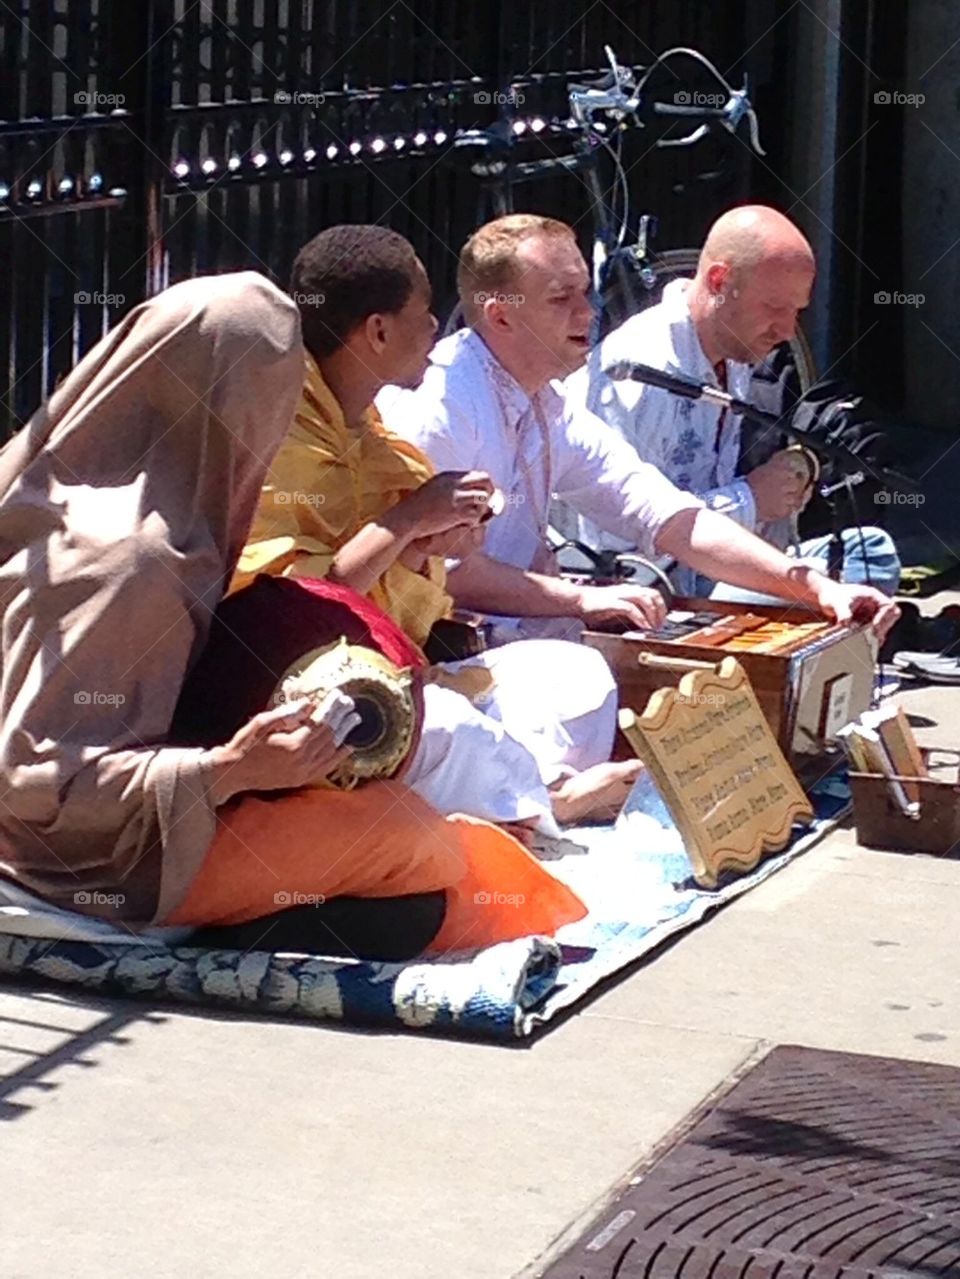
(565, 205), (901, 599)
(377, 213), (898, 643)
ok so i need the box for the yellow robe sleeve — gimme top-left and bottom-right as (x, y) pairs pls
(366, 556), (451, 649)
(233, 423), (452, 647)
(231, 432), (339, 592)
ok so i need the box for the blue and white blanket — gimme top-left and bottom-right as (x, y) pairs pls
(0, 772), (850, 1041)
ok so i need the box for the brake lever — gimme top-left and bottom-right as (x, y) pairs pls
(570, 48), (642, 126)
(603, 43), (637, 96)
(723, 88), (749, 131)
(724, 81), (767, 156)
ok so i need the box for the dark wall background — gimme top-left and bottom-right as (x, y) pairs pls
(0, 1), (950, 437)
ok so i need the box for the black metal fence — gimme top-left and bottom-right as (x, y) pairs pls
(0, 1), (901, 438)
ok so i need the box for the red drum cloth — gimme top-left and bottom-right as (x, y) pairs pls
(170, 574), (426, 750)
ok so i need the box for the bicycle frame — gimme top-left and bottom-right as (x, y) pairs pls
(455, 45), (766, 339)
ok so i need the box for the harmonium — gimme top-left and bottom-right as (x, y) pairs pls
(584, 597), (878, 774)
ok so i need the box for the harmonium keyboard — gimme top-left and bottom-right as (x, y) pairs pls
(584, 597), (878, 771)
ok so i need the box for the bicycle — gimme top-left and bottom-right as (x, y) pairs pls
(443, 45), (816, 391)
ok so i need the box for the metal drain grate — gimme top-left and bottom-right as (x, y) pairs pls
(543, 1046), (960, 1279)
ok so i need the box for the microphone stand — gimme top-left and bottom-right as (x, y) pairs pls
(607, 364), (919, 583)
(820, 473), (863, 582)
(699, 388), (914, 490)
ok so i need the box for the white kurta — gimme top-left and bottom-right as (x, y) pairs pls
(404, 639), (618, 835)
(376, 327), (703, 641)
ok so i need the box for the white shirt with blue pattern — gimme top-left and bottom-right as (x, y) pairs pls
(564, 278), (757, 595)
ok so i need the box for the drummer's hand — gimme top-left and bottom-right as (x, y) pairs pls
(574, 583), (668, 632)
(203, 691), (360, 805)
(808, 575), (900, 642)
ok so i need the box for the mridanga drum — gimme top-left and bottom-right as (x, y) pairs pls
(273, 638), (418, 788)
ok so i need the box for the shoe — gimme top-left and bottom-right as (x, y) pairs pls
(880, 602), (960, 664)
(892, 651), (960, 683)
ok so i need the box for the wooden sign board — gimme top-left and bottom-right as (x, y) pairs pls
(619, 655), (814, 888)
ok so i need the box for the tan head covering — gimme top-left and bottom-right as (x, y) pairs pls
(0, 271), (302, 922)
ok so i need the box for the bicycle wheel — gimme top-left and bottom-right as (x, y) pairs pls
(602, 246), (817, 393)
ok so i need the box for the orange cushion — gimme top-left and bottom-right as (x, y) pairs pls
(426, 815), (587, 955)
(168, 783), (586, 954)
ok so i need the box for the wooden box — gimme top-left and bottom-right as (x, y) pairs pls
(584, 597), (878, 767)
(850, 750), (960, 856)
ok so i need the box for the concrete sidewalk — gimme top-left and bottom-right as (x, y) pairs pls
(1, 680), (957, 1279)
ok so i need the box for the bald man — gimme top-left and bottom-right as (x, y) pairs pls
(565, 205), (901, 599)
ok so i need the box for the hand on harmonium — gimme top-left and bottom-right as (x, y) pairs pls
(808, 575), (900, 642)
(573, 582), (668, 632)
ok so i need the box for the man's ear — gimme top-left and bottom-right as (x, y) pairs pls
(362, 311), (389, 354)
(483, 295), (513, 333)
(705, 261), (731, 298)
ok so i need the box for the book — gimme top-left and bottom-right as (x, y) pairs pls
(861, 705), (928, 807)
(838, 718), (921, 819)
(836, 723), (871, 773)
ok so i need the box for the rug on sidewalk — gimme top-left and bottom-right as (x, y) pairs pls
(0, 772), (851, 1042)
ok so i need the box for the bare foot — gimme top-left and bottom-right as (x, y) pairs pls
(549, 759), (645, 826)
(498, 819), (540, 849)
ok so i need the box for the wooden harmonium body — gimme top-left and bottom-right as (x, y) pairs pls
(584, 597), (878, 767)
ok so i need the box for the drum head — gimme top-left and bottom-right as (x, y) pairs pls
(274, 639), (418, 786)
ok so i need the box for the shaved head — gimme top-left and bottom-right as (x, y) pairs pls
(699, 205), (814, 276)
(688, 205), (816, 365)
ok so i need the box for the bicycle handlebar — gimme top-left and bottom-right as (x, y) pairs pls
(653, 103), (728, 117)
(570, 45), (766, 156)
(449, 42), (765, 219)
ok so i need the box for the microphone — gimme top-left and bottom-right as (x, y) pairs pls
(606, 360), (707, 397)
(603, 360), (922, 495)
(605, 361), (742, 414)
